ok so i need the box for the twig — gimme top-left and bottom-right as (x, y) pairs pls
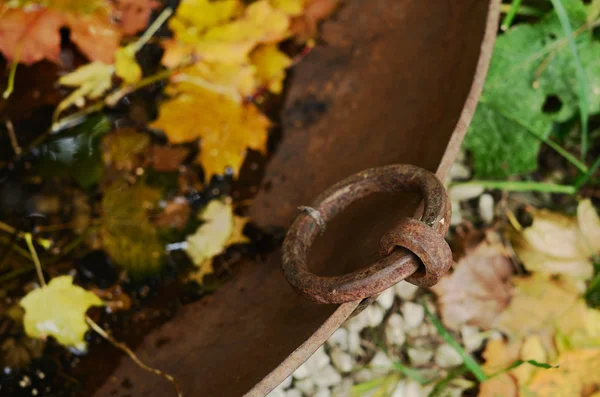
(2, 44), (21, 99)
(5, 120), (21, 155)
(24, 233), (46, 287)
(130, 8), (173, 53)
(501, 0), (524, 31)
(85, 317), (183, 397)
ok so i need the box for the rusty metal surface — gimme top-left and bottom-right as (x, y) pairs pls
(91, 1), (501, 396)
(282, 164), (451, 304)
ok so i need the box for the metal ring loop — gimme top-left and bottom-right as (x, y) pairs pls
(281, 164), (451, 304)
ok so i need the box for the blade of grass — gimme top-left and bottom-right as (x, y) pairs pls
(488, 359), (558, 378)
(575, 156), (600, 190)
(451, 180), (576, 194)
(501, 0), (524, 30)
(428, 365), (469, 397)
(548, 0), (590, 159)
(392, 362), (429, 385)
(424, 305), (488, 382)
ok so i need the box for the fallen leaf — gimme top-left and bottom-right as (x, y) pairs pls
(494, 274), (588, 343)
(115, 45), (142, 84)
(526, 348), (600, 396)
(228, 215), (250, 245)
(511, 200), (600, 280)
(20, 275), (104, 352)
(151, 85), (269, 179)
(290, 0), (340, 40)
(433, 232), (514, 330)
(251, 44), (291, 94)
(270, 0), (305, 16)
(0, 0), (156, 65)
(101, 183), (165, 276)
(150, 145), (190, 172)
(55, 62), (114, 116)
(155, 198), (191, 231)
(185, 200), (234, 267)
(101, 127), (151, 171)
(479, 339), (520, 397)
(163, 0), (290, 66)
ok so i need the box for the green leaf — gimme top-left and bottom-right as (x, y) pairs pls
(100, 183), (165, 277)
(20, 275), (104, 352)
(465, 0), (600, 177)
(38, 113), (110, 188)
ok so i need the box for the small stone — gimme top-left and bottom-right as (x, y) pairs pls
(312, 365), (342, 388)
(332, 378), (353, 397)
(294, 378), (315, 396)
(346, 310), (369, 332)
(449, 185), (484, 202)
(293, 346), (330, 379)
(451, 200), (462, 226)
(266, 388), (286, 397)
(407, 347), (433, 366)
(327, 328), (349, 351)
(401, 302), (424, 330)
(280, 375), (293, 389)
(330, 347), (354, 373)
(370, 351), (393, 374)
(394, 281), (419, 300)
(377, 287), (395, 311)
(479, 193), (495, 224)
(348, 330), (362, 355)
(285, 389), (302, 397)
(435, 344), (463, 368)
(449, 163), (471, 180)
(352, 368), (375, 383)
(314, 389), (332, 397)
(365, 304), (385, 327)
(404, 379), (427, 397)
(461, 326), (484, 352)
(385, 314), (406, 346)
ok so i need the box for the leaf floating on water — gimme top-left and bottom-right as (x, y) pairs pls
(55, 62), (114, 117)
(101, 183), (165, 276)
(270, 0), (305, 16)
(185, 200), (234, 267)
(151, 85), (269, 179)
(20, 275), (104, 352)
(511, 200), (600, 280)
(102, 127), (151, 172)
(251, 44), (291, 94)
(114, 45), (142, 84)
(228, 215), (250, 245)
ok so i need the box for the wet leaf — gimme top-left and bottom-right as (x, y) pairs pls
(150, 145), (190, 172)
(163, 0), (290, 66)
(270, 0), (304, 16)
(433, 232), (514, 330)
(151, 85), (269, 179)
(101, 183), (165, 276)
(115, 45), (142, 84)
(102, 127), (151, 172)
(185, 200), (234, 267)
(0, 0), (156, 65)
(155, 199), (191, 231)
(465, 1), (600, 177)
(20, 275), (104, 352)
(56, 62), (114, 116)
(251, 44), (291, 94)
(511, 200), (600, 280)
(228, 215), (250, 245)
(38, 113), (111, 188)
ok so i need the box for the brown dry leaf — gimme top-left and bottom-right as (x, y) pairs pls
(433, 232), (514, 330)
(511, 199), (600, 280)
(0, 0), (155, 65)
(289, 0), (340, 40)
(526, 348), (600, 396)
(150, 146), (190, 172)
(154, 199), (191, 231)
(151, 85), (269, 179)
(113, 0), (160, 35)
(479, 339), (520, 397)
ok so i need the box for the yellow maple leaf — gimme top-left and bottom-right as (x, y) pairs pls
(228, 215), (250, 245)
(251, 44), (291, 94)
(55, 61), (114, 117)
(511, 199), (600, 280)
(163, 0), (290, 66)
(185, 200), (233, 267)
(173, 61), (257, 102)
(168, 0), (241, 44)
(20, 275), (104, 352)
(270, 0), (305, 15)
(151, 85), (268, 179)
(114, 45), (142, 84)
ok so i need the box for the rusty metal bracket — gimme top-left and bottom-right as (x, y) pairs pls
(282, 164), (452, 304)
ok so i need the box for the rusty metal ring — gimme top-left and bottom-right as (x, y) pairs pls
(281, 164), (451, 304)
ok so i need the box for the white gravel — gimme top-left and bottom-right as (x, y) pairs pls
(401, 302), (424, 330)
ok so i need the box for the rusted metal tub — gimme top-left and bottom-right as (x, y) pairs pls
(93, 1), (501, 395)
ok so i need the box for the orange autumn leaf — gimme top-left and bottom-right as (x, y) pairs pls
(151, 85), (269, 180)
(0, 0), (156, 65)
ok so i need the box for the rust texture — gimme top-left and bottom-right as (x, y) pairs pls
(282, 164), (451, 304)
(91, 1), (501, 396)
